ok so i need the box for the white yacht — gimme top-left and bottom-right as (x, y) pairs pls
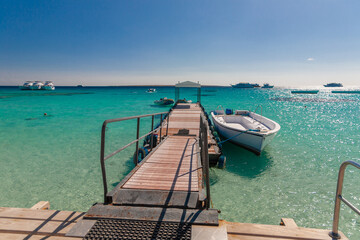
(42, 81), (55, 90)
(231, 83), (254, 88)
(19, 81), (34, 90)
(30, 81), (44, 90)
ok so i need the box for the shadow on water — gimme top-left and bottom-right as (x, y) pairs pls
(109, 156), (137, 189)
(25, 115), (54, 120)
(221, 142), (273, 179)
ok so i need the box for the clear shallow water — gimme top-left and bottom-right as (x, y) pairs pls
(0, 86), (359, 238)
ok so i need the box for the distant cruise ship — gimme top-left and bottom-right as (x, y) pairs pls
(324, 83), (343, 87)
(231, 83), (256, 88)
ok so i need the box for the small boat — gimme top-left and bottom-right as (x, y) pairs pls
(324, 83), (343, 87)
(332, 90), (360, 94)
(231, 83), (255, 88)
(19, 81), (34, 90)
(42, 81), (55, 90)
(251, 83), (261, 88)
(146, 88), (156, 93)
(262, 83), (274, 88)
(291, 90), (319, 94)
(211, 109), (280, 154)
(154, 97), (174, 106)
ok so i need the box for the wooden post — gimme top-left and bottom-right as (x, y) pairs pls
(31, 201), (50, 210)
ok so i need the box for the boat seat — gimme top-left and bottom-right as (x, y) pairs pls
(226, 123), (247, 131)
(225, 115), (258, 130)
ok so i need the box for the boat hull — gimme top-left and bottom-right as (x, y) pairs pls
(211, 111), (280, 154)
(42, 86), (55, 90)
(213, 120), (277, 154)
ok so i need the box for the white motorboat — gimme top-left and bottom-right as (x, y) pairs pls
(211, 109), (280, 154)
(30, 81), (44, 90)
(146, 88), (156, 93)
(42, 81), (55, 90)
(19, 81), (34, 90)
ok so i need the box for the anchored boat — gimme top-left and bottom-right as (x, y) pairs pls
(42, 81), (55, 90)
(262, 83), (274, 88)
(231, 82), (255, 88)
(30, 81), (44, 90)
(211, 109), (280, 154)
(19, 81), (34, 90)
(146, 88), (156, 93)
(154, 97), (174, 106)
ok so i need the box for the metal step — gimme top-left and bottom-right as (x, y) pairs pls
(84, 203), (218, 225)
(111, 189), (200, 209)
(84, 219), (191, 240)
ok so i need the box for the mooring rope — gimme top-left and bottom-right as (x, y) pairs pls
(217, 129), (260, 144)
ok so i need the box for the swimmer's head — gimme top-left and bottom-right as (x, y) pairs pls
(44, 113), (47, 116)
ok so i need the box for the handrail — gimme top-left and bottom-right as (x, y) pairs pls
(100, 111), (169, 204)
(329, 160), (360, 239)
(199, 113), (211, 209)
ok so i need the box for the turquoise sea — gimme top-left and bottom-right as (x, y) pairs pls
(0, 86), (359, 238)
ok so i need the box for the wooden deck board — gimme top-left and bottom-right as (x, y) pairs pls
(122, 135), (200, 192)
(0, 207), (83, 239)
(0, 233), (81, 239)
(0, 208), (84, 222)
(224, 220), (348, 240)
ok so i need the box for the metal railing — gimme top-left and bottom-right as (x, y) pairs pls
(100, 111), (169, 203)
(199, 113), (211, 209)
(329, 160), (360, 239)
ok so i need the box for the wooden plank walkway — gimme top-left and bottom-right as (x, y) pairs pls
(107, 103), (205, 205)
(160, 103), (219, 157)
(122, 136), (199, 192)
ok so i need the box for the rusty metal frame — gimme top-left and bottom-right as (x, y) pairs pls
(199, 113), (211, 209)
(100, 111), (169, 204)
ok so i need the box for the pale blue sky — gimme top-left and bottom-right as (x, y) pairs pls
(1, 0), (359, 86)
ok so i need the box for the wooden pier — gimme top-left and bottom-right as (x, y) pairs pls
(0, 98), (349, 239)
(0, 204), (348, 239)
